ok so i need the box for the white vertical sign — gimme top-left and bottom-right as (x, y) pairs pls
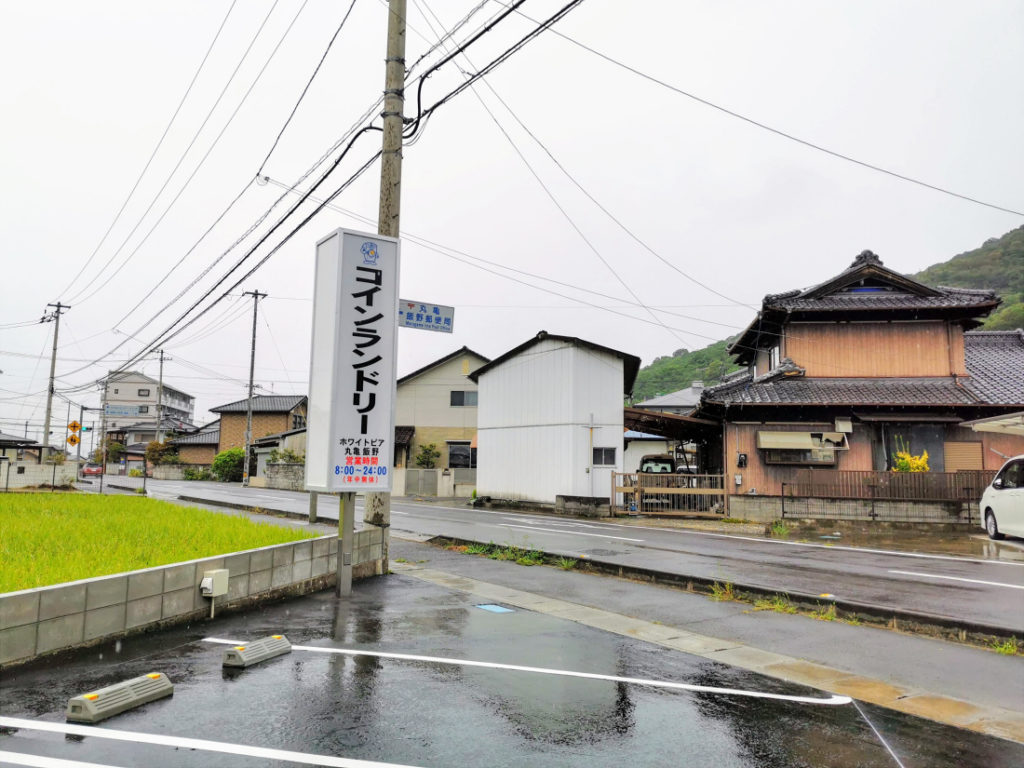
(305, 228), (399, 492)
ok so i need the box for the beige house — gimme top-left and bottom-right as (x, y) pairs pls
(395, 347), (489, 469)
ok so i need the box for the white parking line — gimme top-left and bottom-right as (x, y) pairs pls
(0, 750), (115, 768)
(0, 718), (421, 768)
(887, 570), (1024, 589)
(201, 638), (851, 705)
(498, 523), (643, 542)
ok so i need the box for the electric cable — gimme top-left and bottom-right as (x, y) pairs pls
(258, 0), (360, 174)
(54, 0), (240, 301)
(65, 0), (285, 305)
(416, 0), (694, 348)
(498, 0), (1024, 218)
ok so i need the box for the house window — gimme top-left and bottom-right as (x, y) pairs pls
(769, 345), (780, 370)
(292, 414), (306, 429)
(448, 441), (476, 468)
(113, 388), (119, 394)
(450, 390), (478, 407)
(138, 406), (149, 414)
(138, 388), (150, 397)
(593, 447), (616, 466)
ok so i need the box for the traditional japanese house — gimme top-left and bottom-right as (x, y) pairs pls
(697, 250), (1024, 520)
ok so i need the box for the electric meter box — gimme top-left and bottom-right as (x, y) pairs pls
(200, 568), (229, 597)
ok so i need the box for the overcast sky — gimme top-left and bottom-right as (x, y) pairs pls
(2, 0), (1022, 441)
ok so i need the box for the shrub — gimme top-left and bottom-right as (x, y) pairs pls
(212, 447), (245, 482)
(414, 443), (440, 468)
(183, 466), (213, 481)
(268, 447), (305, 464)
(891, 435), (928, 472)
(128, 468), (143, 478)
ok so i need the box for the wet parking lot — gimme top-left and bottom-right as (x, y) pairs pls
(2, 575), (1021, 768)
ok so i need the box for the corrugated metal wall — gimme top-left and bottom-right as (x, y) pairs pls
(477, 340), (624, 503)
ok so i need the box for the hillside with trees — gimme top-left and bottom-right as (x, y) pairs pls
(630, 338), (740, 402)
(913, 224), (1024, 331)
(631, 226), (1024, 402)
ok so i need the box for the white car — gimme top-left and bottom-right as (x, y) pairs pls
(980, 455), (1024, 540)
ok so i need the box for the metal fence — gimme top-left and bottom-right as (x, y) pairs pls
(781, 469), (996, 524)
(612, 472), (726, 516)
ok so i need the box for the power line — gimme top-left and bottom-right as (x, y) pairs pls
(416, 0), (694, 349)
(501, 1), (1024, 218)
(56, 3), (578, 392)
(55, 0), (240, 301)
(67, 0), (299, 307)
(258, 0), (361, 174)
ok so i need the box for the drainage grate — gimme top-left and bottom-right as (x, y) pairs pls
(476, 604), (514, 613)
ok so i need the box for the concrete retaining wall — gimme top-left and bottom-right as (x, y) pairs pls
(728, 495), (971, 523)
(0, 533), (382, 668)
(266, 463), (305, 491)
(1, 462), (77, 489)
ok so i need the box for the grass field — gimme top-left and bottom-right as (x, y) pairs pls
(0, 494), (319, 592)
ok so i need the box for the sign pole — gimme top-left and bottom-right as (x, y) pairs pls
(337, 492), (356, 596)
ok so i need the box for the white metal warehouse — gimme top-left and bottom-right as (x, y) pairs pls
(470, 331), (640, 506)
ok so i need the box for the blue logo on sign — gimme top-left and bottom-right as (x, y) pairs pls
(361, 241), (379, 265)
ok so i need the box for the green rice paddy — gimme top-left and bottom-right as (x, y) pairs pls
(0, 494), (318, 592)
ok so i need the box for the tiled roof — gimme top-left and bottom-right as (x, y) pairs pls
(635, 384), (705, 408)
(766, 286), (997, 312)
(211, 395), (306, 414)
(703, 329), (1024, 407)
(171, 429), (220, 446)
(395, 426), (414, 445)
(703, 372), (980, 406)
(963, 330), (1024, 404)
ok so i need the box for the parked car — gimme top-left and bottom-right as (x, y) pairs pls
(82, 463), (103, 476)
(980, 455), (1024, 540)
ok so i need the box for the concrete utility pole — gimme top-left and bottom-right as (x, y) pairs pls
(358, 0), (407, 585)
(241, 290), (266, 487)
(40, 302), (70, 464)
(155, 349), (167, 442)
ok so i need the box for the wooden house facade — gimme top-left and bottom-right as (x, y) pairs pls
(695, 250), (1024, 517)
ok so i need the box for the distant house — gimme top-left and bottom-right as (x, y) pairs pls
(210, 395), (307, 453)
(471, 331), (640, 507)
(169, 421), (220, 465)
(114, 417), (197, 447)
(695, 250), (1024, 517)
(395, 346), (490, 469)
(633, 382), (705, 415)
(102, 371), (195, 437)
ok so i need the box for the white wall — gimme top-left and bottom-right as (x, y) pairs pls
(395, 352), (487, 427)
(624, 440), (671, 474)
(477, 340), (624, 503)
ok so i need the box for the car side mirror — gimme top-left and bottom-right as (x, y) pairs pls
(992, 478), (1003, 489)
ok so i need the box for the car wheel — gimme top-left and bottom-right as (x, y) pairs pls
(985, 510), (1004, 540)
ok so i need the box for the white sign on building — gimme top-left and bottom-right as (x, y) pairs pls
(397, 299), (454, 333)
(104, 405), (140, 417)
(305, 228), (399, 493)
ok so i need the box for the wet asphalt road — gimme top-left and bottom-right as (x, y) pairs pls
(2, 575), (1022, 767)
(141, 479), (1024, 632)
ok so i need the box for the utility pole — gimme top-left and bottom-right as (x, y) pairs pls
(241, 290), (266, 487)
(155, 350), (169, 442)
(40, 302), (70, 464)
(355, 0), (407, 589)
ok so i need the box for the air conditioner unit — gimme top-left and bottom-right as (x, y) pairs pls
(835, 418), (853, 433)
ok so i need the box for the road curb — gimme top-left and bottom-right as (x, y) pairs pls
(430, 535), (1023, 649)
(176, 495), (309, 521)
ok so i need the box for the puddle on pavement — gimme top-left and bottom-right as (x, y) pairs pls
(2, 579), (1022, 767)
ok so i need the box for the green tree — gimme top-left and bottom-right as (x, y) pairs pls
(212, 447), (245, 482)
(268, 447), (305, 464)
(414, 443), (440, 468)
(145, 440), (179, 466)
(104, 439), (126, 464)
